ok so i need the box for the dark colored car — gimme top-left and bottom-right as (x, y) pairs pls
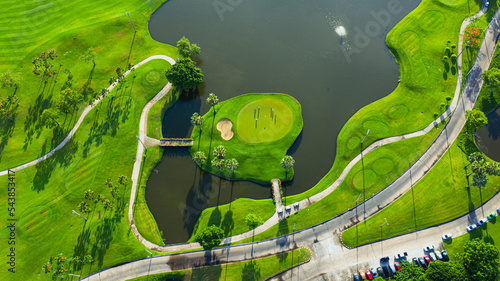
(442, 250), (449, 261)
(382, 266), (390, 277)
(353, 273), (361, 281)
(377, 267), (384, 278)
(380, 256), (390, 263)
(389, 264), (397, 275)
(412, 257), (419, 266)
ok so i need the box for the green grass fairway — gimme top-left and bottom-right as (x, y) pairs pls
(190, 93), (303, 184)
(237, 98), (293, 143)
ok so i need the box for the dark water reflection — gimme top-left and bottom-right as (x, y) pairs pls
(146, 0), (421, 243)
(475, 106), (500, 162)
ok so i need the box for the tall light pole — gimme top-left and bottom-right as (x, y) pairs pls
(361, 129), (370, 219)
(380, 218), (389, 256)
(409, 153), (420, 231)
(355, 192), (362, 272)
(71, 210), (87, 221)
(144, 249), (153, 281)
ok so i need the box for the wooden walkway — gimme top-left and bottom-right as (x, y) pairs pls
(159, 138), (193, 147)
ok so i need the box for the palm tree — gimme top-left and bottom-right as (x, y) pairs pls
(192, 151), (207, 166)
(468, 152), (484, 165)
(191, 112), (204, 147)
(472, 174), (488, 188)
(213, 145), (227, 159)
(226, 158), (239, 177)
(281, 155), (295, 180)
(485, 162), (499, 176)
(80, 47), (96, 68)
(471, 161), (486, 176)
(206, 93), (219, 114)
(211, 158), (225, 174)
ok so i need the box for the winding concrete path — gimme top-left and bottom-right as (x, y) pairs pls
(81, 3), (499, 281)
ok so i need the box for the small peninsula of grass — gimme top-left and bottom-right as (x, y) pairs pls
(190, 93), (303, 184)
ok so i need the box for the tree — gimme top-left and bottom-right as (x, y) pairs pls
(191, 112), (204, 129)
(466, 109), (488, 130)
(118, 175), (128, 186)
(395, 259), (424, 280)
(226, 158), (238, 177)
(281, 155), (295, 179)
(77, 201), (91, 213)
(211, 158), (225, 174)
(80, 47), (96, 68)
(0, 70), (21, 89)
(464, 26), (481, 48)
(468, 152), (485, 164)
(165, 58), (203, 92)
(56, 88), (83, 114)
(83, 189), (95, 201)
(462, 239), (500, 281)
(485, 162), (499, 176)
(192, 151), (207, 166)
(483, 67), (500, 92)
(472, 173), (488, 188)
(245, 214), (263, 230)
(206, 93), (219, 114)
(213, 145), (227, 159)
(194, 225), (223, 250)
(424, 260), (466, 281)
(40, 108), (60, 129)
(177, 36), (201, 58)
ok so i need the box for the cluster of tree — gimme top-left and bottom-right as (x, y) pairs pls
(0, 71), (21, 121)
(77, 176), (127, 213)
(210, 145), (239, 177)
(32, 50), (59, 81)
(466, 152), (499, 188)
(483, 67), (500, 94)
(194, 225), (224, 250)
(177, 36), (201, 58)
(42, 253), (93, 279)
(380, 239), (499, 281)
(443, 40), (457, 65)
(165, 58), (204, 93)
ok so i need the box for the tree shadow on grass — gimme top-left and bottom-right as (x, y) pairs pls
(191, 264), (222, 281)
(241, 260), (261, 281)
(208, 207), (221, 228)
(0, 113), (16, 162)
(221, 210), (234, 237)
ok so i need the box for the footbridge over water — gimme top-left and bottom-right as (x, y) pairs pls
(141, 136), (193, 148)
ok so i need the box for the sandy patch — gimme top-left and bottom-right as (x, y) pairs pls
(217, 118), (234, 141)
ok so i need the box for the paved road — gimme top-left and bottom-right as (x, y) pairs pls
(81, 3), (500, 281)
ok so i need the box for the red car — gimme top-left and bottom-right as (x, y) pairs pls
(365, 270), (373, 280)
(394, 261), (401, 271)
(424, 255), (431, 265)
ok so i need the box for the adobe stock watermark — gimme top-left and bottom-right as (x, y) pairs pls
(341, 0), (404, 63)
(213, 0), (243, 21)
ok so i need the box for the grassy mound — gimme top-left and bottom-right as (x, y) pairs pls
(190, 93), (303, 184)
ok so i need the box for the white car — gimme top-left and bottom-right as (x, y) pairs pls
(467, 224), (477, 232)
(423, 245), (435, 252)
(442, 233), (452, 240)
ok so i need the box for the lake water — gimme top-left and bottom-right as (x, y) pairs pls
(147, 0), (421, 243)
(475, 106), (500, 162)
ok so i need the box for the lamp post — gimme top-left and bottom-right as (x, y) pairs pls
(71, 210), (87, 221)
(360, 129), (370, 219)
(356, 192), (362, 271)
(409, 153), (420, 231)
(380, 218), (389, 256)
(137, 135), (147, 158)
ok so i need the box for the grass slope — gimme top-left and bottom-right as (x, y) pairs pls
(190, 93), (303, 184)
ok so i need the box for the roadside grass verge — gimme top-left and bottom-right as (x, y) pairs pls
(0, 58), (174, 280)
(341, 140), (500, 247)
(125, 247), (310, 281)
(189, 93), (303, 185)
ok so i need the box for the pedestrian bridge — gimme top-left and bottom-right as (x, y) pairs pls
(159, 138), (193, 147)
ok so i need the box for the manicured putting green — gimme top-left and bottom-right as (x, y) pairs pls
(236, 98), (293, 143)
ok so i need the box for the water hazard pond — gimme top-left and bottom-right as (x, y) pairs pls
(476, 106), (500, 162)
(147, 0), (421, 243)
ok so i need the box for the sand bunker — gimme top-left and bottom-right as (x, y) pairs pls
(217, 118), (234, 141)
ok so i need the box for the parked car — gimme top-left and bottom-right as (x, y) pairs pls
(412, 257), (419, 266)
(418, 257), (428, 269)
(435, 250), (443, 261)
(394, 262), (401, 271)
(442, 233), (452, 240)
(382, 266), (390, 277)
(488, 212), (497, 220)
(424, 255), (431, 265)
(429, 252), (437, 261)
(389, 264), (397, 275)
(376, 267), (384, 278)
(366, 270), (373, 280)
(380, 256), (390, 263)
(370, 267), (378, 278)
(353, 273), (361, 281)
(467, 224), (477, 232)
(423, 245), (435, 252)
(497, 206), (500, 214)
(442, 250), (449, 261)
(359, 270), (366, 280)
(478, 218), (488, 226)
